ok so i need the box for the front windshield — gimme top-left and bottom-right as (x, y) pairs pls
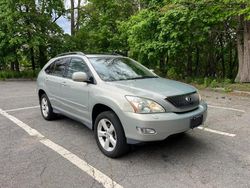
(89, 57), (158, 81)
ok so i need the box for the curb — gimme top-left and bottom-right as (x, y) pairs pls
(207, 87), (250, 97)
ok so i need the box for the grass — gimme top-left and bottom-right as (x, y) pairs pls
(0, 70), (39, 80)
(166, 76), (250, 93)
(227, 83), (250, 92)
(189, 78), (250, 93)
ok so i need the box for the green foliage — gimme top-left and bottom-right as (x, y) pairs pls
(71, 0), (136, 53)
(0, 70), (39, 80)
(192, 78), (204, 85)
(167, 67), (179, 80)
(185, 77), (193, 83)
(117, 0), (250, 80)
(203, 77), (212, 87)
(225, 78), (233, 84)
(1, 0), (250, 82)
(210, 79), (219, 88)
(0, 0), (66, 71)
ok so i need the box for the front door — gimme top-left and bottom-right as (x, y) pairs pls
(61, 57), (91, 125)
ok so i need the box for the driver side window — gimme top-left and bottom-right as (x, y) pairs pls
(66, 57), (89, 79)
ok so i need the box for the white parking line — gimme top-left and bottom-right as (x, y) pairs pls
(5, 106), (40, 112)
(197, 126), (236, 137)
(4, 104), (238, 139)
(0, 108), (123, 188)
(208, 105), (246, 113)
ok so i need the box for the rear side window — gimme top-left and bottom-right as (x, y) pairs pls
(45, 63), (55, 74)
(66, 57), (90, 79)
(45, 58), (69, 77)
(53, 58), (68, 77)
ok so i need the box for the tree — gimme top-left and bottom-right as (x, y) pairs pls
(70, 0), (75, 35)
(71, 0), (136, 53)
(119, 0), (249, 81)
(234, 2), (250, 82)
(1, 0), (249, 83)
(0, 0), (66, 71)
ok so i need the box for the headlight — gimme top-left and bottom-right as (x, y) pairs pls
(125, 96), (165, 114)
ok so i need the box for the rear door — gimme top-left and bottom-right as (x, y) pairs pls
(45, 57), (69, 109)
(60, 57), (92, 125)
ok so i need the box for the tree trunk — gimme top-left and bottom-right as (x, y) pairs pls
(205, 33), (216, 77)
(228, 39), (233, 79)
(11, 62), (14, 71)
(76, 0), (81, 31)
(219, 34), (225, 78)
(241, 20), (250, 82)
(235, 16), (250, 82)
(233, 48), (238, 74)
(39, 45), (47, 68)
(195, 45), (199, 76)
(25, 5), (36, 71)
(159, 54), (166, 74)
(136, 0), (141, 11)
(186, 45), (193, 77)
(70, 0), (75, 36)
(206, 52), (215, 77)
(30, 47), (35, 71)
(14, 54), (19, 72)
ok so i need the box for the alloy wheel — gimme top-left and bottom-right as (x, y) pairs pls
(97, 118), (117, 152)
(41, 97), (49, 118)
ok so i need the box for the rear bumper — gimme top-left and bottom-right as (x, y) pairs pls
(120, 101), (207, 143)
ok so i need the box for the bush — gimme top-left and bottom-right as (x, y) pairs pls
(203, 77), (212, 87)
(192, 78), (204, 85)
(167, 67), (179, 80)
(185, 77), (192, 83)
(210, 79), (218, 88)
(0, 70), (39, 80)
(224, 87), (233, 92)
(224, 78), (232, 85)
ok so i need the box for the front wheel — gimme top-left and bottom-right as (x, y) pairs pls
(94, 111), (129, 158)
(40, 94), (56, 120)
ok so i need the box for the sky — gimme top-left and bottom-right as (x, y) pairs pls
(56, 16), (71, 34)
(55, 0), (71, 35)
(56, 0), (87, 35)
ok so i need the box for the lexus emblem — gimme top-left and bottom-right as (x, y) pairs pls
(185, 96), (192, 103)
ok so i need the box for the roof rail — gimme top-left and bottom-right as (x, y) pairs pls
(112, 51), (127, 56)
(56, 51), (85, 57)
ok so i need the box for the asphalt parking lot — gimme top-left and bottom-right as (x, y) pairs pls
(0, 81), (250, 188)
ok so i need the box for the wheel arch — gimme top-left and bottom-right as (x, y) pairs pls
(91, 103), (121, 130)
(38, 89), (46, 103)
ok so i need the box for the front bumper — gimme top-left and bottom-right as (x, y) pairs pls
(120, 101), (207, 144)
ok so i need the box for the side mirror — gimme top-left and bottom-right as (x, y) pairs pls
(149, 69), (154, 72)
(72, 72), (88, 82)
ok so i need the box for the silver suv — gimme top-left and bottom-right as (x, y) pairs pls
(37, 52), (207, 158)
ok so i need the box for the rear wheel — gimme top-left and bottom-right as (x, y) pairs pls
(40, 94), (56, 120)
(94, 111), (129, 158)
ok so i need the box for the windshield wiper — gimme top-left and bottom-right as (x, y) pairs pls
(131, 76), (158, 80)
(116, 76), (158, 81)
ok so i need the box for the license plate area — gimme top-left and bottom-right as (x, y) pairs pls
(190, 114), (203, 128)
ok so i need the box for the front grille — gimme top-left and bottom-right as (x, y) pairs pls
(166, 92), (200, 109)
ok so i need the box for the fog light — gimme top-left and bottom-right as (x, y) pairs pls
(136, 127), (156, 135)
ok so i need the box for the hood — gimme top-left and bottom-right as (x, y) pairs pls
(106, 78), (196, 98)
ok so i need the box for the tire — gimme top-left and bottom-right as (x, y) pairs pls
(40, 93), (56, 120)
(94, 111), (129, 158)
